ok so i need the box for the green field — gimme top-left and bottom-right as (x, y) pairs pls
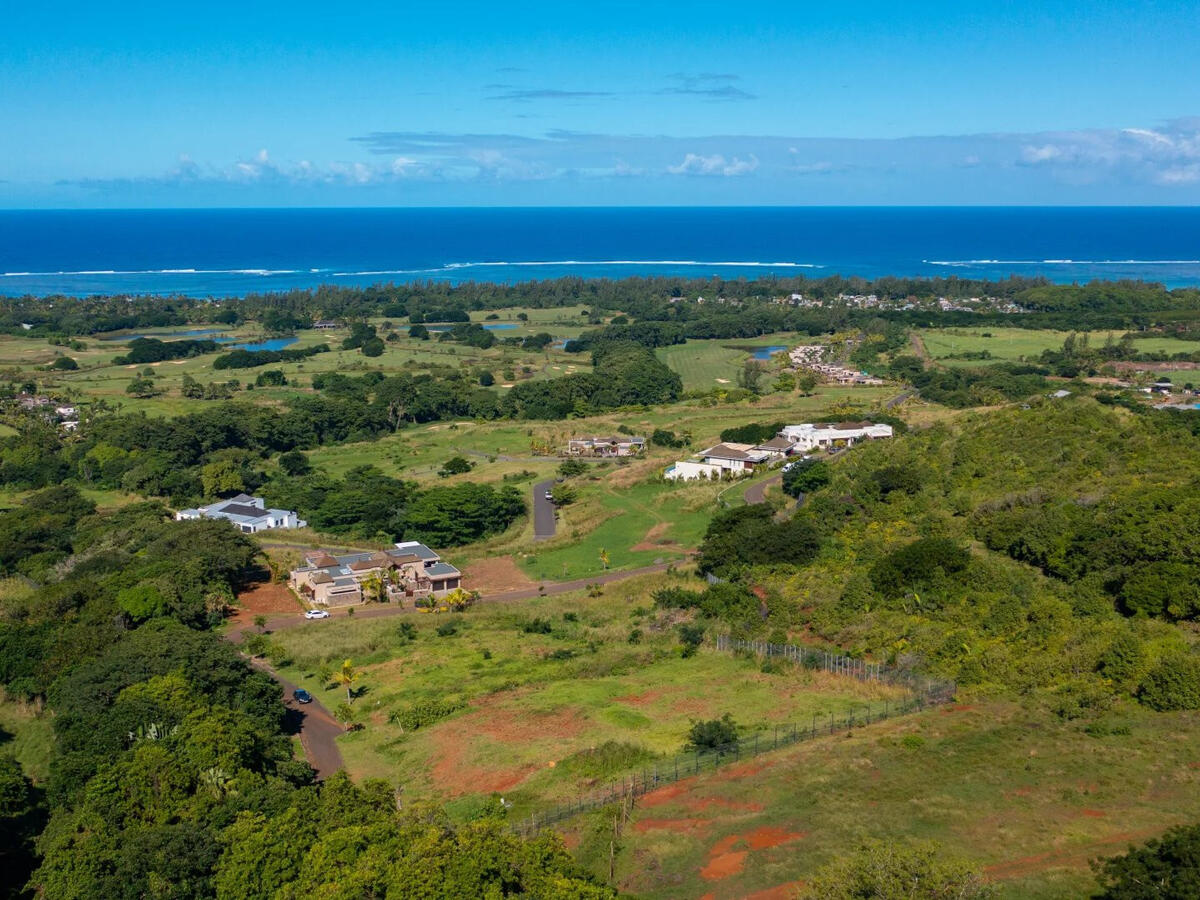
(920, 327), (1200, 367)
(0, 695), (54, 782)
(657, 338), (795, 391)
(263, 573), (904, 820)
(576, 700), (1200, 900)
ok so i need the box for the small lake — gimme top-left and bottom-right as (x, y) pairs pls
(230, 337), (299, 352)
(750, 345), (788, 360)
(427, 322), (520, 333)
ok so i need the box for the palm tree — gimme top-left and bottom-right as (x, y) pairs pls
(361, 572), (385, 604)
(336, 659), (360, 703)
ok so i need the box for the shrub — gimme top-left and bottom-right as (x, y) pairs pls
(1139, 655), (1200, 711)
(522, 617), (553, 634)
(1093, 823), (1200, 899)
(869, 464), (923, 497)
(558, 741), (656, 779)
(388, 698), (463, 731)
(436, 619), (461, 637)
(782, 459), (832, 497)
(678, 623), (705, 658)
(870, 537), (970, 600)
(650, 428), (685, 448)
(685, 714), (738, 752)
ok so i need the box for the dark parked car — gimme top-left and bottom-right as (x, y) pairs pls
(292, 688), (313, 704)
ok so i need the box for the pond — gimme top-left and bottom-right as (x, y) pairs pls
(229, 337), (299, 352)
(750, 345), (788, 360)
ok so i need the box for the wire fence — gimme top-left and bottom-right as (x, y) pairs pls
(513, 638), (955, 835)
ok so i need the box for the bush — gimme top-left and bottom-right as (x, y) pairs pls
(782, 459), (832, 497)
(49, 356), (79, 371)
(870, 537), (970, 600)
(522, 617), (553, 634)
(1093, 823), (1200, 899)
(438, 456), (474, 477)
(685, 714), (738, 752)
(1139, 655), (1200, 711)
(436, 619), (461, 637)
(395, 621), (417, 641)
(558, 741), (656, 779)
(651, 428), (685, 448)
(388, 698), (463, 731)
(869, 464), (924, 497)
(797, 840), (995, 900)
(678, 623), (705, 657)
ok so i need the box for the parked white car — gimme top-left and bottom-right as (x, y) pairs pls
(304, 608), (330, 620)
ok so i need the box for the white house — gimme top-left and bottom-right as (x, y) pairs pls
(175, 494), (306, 533)
(697, 443), (772, 474)
(663, 460), (726, 481)
(779, 422), (894, 452)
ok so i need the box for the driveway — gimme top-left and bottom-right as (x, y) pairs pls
(533, 478), (556, 540)
(744, 473), (782, 505)
(245, 656), (345, 779)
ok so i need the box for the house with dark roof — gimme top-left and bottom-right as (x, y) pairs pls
(175, 494), (306, 533)
(697, 442), (772, 474)
(289, 541), (462, 606)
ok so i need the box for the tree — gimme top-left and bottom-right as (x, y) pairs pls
(278, 450), (311, 477)
(336, 659), (360, 703)
(550, 483), (578, 506)
(1139, 655), (1200, 711)
(797, 840), (995, 899)
(685, 714), (737, 752)
(361, 337), (385, 357)
(438, 456), (474, 478)
(0, 753), (42, 899)
(180, 373), (204, 399)
(478, 370), (495, 387)
(599, 548), (610, 570)
(408, 324), (430, 340)
(796, 371), (819, 395)
(125, 376), (161, 398)
(201, 459), (247, 498)
(253, 615), (267, 634)
(1093, 823), (1200, 899)
(738, 360), (764, 393)
(49, 356), (78, 371)
(782, 459), (832, 497)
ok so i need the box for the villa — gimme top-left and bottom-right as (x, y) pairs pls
(175, 494), (306, 533)
(565, 435), (646, 457)
(697, 442), (772, 474)
(289, 541), (462, 607)
(779, 422), (894, 452)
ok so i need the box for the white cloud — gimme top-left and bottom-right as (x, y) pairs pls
(667, 153), (759, 176)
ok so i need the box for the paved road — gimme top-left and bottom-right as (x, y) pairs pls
(245, 655), (345, 778)
(744, 473), (782, 505)
(533, 479), (556, 541)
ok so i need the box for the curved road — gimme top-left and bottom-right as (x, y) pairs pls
(246, 656), (345, 778)
(533, 478), (556, 540)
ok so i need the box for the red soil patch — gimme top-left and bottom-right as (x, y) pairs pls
(699, 828), (807, 882)
(460, 556), (537, 593)
(743, 825), (807, 849)
(1081, 809), (1107, 818)
(633, 817), (714, 835)
(639, 782), (689, 808)
(630, 522), (682, 553)
(745, 882), (804, 900)
(614, 688), (665, 706)
(428, 695), (585, 796)
(939, 704), (977, 714)
(232, 581), (300, 621)
(750, 584), (768, 600)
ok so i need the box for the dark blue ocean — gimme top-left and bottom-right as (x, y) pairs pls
(2, 207), (1199, 297)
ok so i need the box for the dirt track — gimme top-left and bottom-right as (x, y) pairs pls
(246, 656), (345, 778)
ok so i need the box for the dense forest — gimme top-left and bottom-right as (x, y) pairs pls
(6, 274), (1200, 339)
(0, 495), (613, 898)
(681, 399), (1200, 715)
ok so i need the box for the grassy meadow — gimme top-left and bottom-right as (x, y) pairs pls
(261, 572), (907, 820)
(565, 700), (1200, 900)
(919, 326), (1200, 367)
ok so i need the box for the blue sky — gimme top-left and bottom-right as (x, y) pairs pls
(3, 0), (1200, 206)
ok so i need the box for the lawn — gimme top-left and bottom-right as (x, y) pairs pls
(657, 337), (798, 391)
(920, 326), (1200, 368)
(262, 572), (906, 821)
(562, 700), (1200, 900)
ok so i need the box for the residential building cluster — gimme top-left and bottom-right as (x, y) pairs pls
(664, 421), (893, 481)
(289, 541), (462, 607)
(13, 394), (79, 430)
(564, 435), (646, 457)
(787, 346), (884, 385)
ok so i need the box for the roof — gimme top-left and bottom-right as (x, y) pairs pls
(757, 436), (793, 450)
(702, 443), (769, 461)
(426, 561), (461, 578)
(213, 503), (269, 519)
